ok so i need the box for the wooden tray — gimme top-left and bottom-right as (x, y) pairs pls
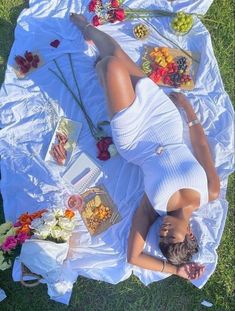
(80, 186), (121, 236)
(142, 46), (199, 90)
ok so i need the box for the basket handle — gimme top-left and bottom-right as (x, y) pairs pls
(20, 263), (42, 288)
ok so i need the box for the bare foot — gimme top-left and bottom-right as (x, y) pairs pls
(70, 13), (93, 40)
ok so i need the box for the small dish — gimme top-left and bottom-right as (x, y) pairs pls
(133, 23), (150, 40)
(170, 13), (195, 36)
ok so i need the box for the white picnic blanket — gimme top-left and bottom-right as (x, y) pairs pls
(1, 0), (234, 305)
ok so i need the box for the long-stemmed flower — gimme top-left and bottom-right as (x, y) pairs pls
(49, 54), (117, 161)
(88, 0), (177, 26)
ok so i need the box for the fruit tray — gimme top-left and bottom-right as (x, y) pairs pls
(141, 46), (199, 90)
(80, 186), (121, 236)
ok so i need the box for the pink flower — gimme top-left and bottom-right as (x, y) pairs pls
(88, 0), (97, 12)
(88, 0), (103, 12)
(110, 0), (119, 8)
(1, 236), (18, 252)
(16, 232), (30, 244)
(92, 15), (102, 26)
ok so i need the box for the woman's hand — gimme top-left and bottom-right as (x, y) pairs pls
(176, 262), (205, 280)
(169, 92), (190, 110)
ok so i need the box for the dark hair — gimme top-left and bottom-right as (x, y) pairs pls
(159, 234), (199, 265)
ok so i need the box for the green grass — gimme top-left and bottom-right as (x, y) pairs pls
(0, 0), (234, 310)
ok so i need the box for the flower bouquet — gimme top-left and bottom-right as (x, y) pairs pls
(19, 208), (78, 283)
(0, 210), (46, 271)
(88, 0), (176, 26)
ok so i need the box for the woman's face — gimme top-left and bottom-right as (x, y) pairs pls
(159, 215), (194, 244)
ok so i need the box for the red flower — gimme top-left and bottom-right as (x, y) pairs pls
(88, 0), (103, 12)
(110, 0), (119, 8)
(88, 0), (97, 12)
(114, 8), (125, 21)
(50, 39), (60, 48)
(92, 15), (102, 26)
(24, 51), (33, 62)
(98, 151), (110, 161)
(96, 136), (113, 161)
(97, 137), (113, 151)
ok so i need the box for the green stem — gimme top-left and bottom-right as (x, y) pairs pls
(49, 66), (97, 138)
(125, 9), (176, 17)
(67, 54), (98, 135)
(53, 59), (97, 136)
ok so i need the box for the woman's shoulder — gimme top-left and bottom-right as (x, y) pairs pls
(167, 188), (200, 212)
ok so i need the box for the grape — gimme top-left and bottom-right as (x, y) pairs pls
(171, 11), (193, 34)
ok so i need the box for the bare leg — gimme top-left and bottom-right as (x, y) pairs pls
(95, 56), (136, 118)
(70, 13), (145, 88)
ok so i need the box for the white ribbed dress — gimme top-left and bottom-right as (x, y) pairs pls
(111, 77), (208, 215)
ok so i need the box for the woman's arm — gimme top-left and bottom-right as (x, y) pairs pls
(127, 195), (205, 279)
(169, 93), (220, 201)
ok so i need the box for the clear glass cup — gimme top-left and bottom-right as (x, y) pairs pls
(67, 194), (84, 212)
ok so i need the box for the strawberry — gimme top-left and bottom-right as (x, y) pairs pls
(31, 59), (38, 68)
(15, 55), (27, 66)
(33, 54), (40, 63)
(24, 51), (33, 62)
(31, 54), (40, 68)
(19, 62), (31, 74)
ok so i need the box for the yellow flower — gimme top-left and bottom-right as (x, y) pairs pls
(0, 222), (13, 235)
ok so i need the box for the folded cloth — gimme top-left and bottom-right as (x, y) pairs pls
(1, 0), (234, 305)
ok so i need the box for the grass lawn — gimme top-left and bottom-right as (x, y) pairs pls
(0, 0), (234, 310)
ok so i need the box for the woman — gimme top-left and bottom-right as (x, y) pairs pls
(70, 13), (220, 280)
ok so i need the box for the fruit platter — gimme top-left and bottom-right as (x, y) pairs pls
(142, 46), (199, 90)
(80, 186), (121, 236)
(13, 50), (43, 78)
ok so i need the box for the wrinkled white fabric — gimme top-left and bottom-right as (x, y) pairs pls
(20, 240), (69, 282)
(1, 0), (234, 305)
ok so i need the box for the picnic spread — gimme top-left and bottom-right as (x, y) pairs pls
(0, 0), (234, 305)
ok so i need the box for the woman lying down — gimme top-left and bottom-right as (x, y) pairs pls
(70, 13), (220, 280)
